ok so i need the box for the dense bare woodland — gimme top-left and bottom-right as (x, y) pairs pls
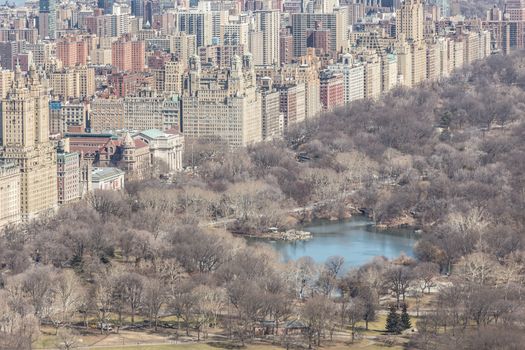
(2, 53), (525, 349)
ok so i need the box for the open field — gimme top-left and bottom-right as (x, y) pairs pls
(34, 322), (406, 350)
(36, 342), (403, 350)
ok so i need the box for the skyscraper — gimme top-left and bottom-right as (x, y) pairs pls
(291, 9), (347, 57)
(0, 64), (58, 220)
(0, 161), (21, 228)
(131, 0), (145, 17)
(428, 0), (450, 17)
(255, 10), (281, 65)
(182, 55), (262, 148)
(56, 141), (81, 205)
(395, 0), (427, 87)
(112, 37), (146, 72)
(56, 36), (88, 67)
(176, 10), (213, 48)
(395, 0), (424, 42)
(505, 0), (525, 21)
(39, 0), (56, 39)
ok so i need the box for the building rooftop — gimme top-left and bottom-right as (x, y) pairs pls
(65, 132), (118, 140)
(91, 167), (125, 182)
(139, 129), (166, 139)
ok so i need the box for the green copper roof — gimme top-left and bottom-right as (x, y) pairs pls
(139, 129), (165, 139)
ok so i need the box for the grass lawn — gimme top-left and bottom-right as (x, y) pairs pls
(355, 313), (388, 336)
(94, 343), (403, 350)
(90, 345), (285, 350)
(87, 344), (282, 350)
(35, 314), (407, 350)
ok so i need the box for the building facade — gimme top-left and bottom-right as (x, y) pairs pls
(0, 161), (21, 228)
(56, 141), (81, 205)
(182, 55), (262, 148)
(0, 65), (58, 221)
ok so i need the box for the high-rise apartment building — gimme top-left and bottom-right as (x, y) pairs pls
(319, 70), (344, 110)
(221, 23), (250, 47)
(49, 66), (95, 101)
(328, 54), (365, 104)
(249, 30), (265, 65)
(396, 0), (424, 42)
(112, 37), (146, 72)
(291, 9), (347, 57)
(124, 88), (166, 131)
(279, 30), (294, 65)
(382, 53), (398, 92)
(92, 47), (112, 65)
(281, 57), (322, 118)
(0, 42), (22, 71)
(56, 141), (81, 205)
(24, 42), (54, 68)
(0, 70), (13, 100)
(182, 55), (262, 148)
(276, 82), (306, 128)
(176, 10), (213, 48)
(131, 0), (144, 17)
(96, 13), (132, 37)
(210, 10), (229, 42)
(0, 161), (21, 228)
(395, 0), (427, 87)
(56, 36), (88, 67)
(505, 0), (525, 21)
(428, 0), (450, 18)
(354, 50), (382, 99)
(260, 77), (283, 140)
(39, 0), (57, 39)
(169, 32), (197, 64)
(0, 65), (57, 221)
(90, 98), (125, 132)
(164, 61), (184, 95)
(49, 101), (89, 135)
(255, 10), (281, 65)
(449, 39), (464, 71)
(410, 43), (427, 86)
(484, 5), (524, 54)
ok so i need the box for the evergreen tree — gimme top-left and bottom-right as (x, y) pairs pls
(385, 305), (401, 334)
(400, 303), (411, 330)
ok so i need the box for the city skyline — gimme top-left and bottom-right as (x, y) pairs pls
(0, 1), (525, 350)
(0, 0), (516, 227)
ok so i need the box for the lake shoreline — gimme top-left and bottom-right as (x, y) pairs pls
(246, 215), (417, 268)
(233, 209), (420, 242)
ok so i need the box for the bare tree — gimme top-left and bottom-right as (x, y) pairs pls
(56, 329), (79, 350)
(345, 297), (365, 342)
(92, 277), (113, 334)
(325, 256), (345, 279)
(49, 270), (84, 334)
(301, 295), (337, 348)
(142, 277), (166, 332)
(122, 272), (144, 324)
(20, 266), (56, 323)
(383, 265), (413, 308)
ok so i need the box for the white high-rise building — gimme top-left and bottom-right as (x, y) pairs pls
(221, 23), (250, 47)
(255, 10), (281, 66)
(328, 54), (365, 104)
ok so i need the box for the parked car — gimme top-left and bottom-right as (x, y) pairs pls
(97, 322), (113, 331)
